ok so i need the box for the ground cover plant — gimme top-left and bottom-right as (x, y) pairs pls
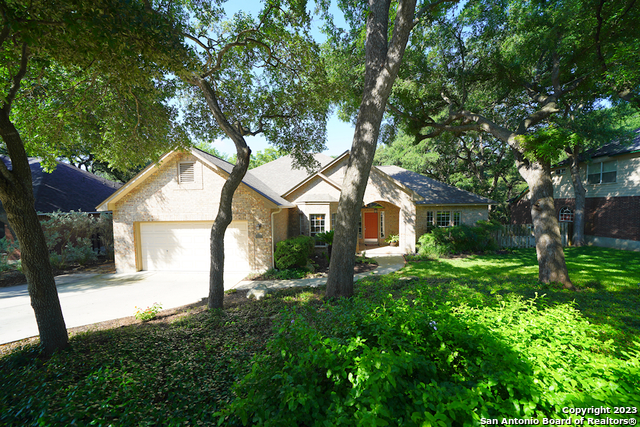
(1, 247), (639, 425)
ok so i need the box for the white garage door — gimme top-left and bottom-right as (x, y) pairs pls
(139, 221), (250, 273)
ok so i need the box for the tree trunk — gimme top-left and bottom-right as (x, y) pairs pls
(521, 159), (574, 289)
(568, 147), (586, 246)
(191, 77), (252, 309)
(326, 0), (416, 298)
(0, 113), (68, 355)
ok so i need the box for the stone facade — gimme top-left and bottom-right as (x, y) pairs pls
(415, 205), (489, 239)
(112, 152), (275, 273)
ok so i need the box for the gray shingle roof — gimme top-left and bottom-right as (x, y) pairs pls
(586, 128), (640, 159)
(194, 148), (294, 207)
(556, 128), (640, 166)
(0, 156), (122, 213)
(249, 153), (334, 196)
(376, 165), (495, 205)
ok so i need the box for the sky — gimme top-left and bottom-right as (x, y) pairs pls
(210, 0), (356, 158)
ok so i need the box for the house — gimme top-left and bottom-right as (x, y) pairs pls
(0, 156), (122, 239)
(510, 129), (640, 250)
(97, 148), (494, 275)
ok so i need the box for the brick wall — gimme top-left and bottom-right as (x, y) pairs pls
(511, 196), (640, 241)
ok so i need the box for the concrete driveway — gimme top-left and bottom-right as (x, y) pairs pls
(0, 270), (247, 345)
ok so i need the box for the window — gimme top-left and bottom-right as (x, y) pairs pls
(358, 215), (362, 238)
(436, 211), (450, 227)
(310, 214), (325, 237)
(299, 213), (306, 235)
(331, 213), (337, 230)
(380, 212), (385, 238)
(426, 211), (433, 226)
(587, 161), (617, 184)
(559, 207), (574, 222)
(554, 168), (566, 176)
(453, 211), (461, 226)
(178, 162), (195, 183)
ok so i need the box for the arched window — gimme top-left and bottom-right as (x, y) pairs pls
(559, 207), (574, 222)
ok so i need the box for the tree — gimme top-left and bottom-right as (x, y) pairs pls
(324, 0), (457, 298)
(175, 0), (329, 308)
(386, 0), (640, 287)
(0, 0), (185, 354)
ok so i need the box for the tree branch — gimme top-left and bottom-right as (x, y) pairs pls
(2, 43), (29, 112)
(413, 0), (459, 27)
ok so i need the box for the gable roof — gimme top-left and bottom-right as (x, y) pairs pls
(192, 148), (293, 207)
(376, 166), (495, 205)
(250, 153), (335, 196)
(97, 148), (294, 211)
(0, 156), (122, 213)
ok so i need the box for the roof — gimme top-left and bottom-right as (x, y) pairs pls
(249, 153), (334, 196)
(97, 148), (295, 211)
(587, 128), (640, 159)
(376, 165), (496, 205)
(0, 156), (122, 213)
(556, 128), (640, 167)
(192, 148), (293, 207)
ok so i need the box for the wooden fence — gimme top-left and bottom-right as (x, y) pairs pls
(493, 223), (570, 249)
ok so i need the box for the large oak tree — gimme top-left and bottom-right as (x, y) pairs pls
(173, 0), (329, 308)
(0, 0), (186, 354)
(387, 0), (640, 287)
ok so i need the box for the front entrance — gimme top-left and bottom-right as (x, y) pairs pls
(364, 212), (378, 243)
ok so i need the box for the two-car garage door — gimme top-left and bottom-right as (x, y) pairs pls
(139, 221), (250, 274)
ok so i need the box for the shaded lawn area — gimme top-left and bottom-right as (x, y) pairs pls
(402, 246), (640, 343)
(1, 246), (639, 425)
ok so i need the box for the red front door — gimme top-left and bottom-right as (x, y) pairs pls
(364, 212), (378, 240)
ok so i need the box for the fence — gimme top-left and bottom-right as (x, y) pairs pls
(493, 223), (570, 249)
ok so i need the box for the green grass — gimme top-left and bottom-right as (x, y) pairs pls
(402, 247), (640, 342)
(1, 246), (639, 426)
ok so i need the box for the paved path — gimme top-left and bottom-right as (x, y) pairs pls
(0, 255), (404, 345)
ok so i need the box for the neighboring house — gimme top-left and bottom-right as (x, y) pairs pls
(0, 156), (122, 239)
(98, 148), (494, 275)
(510, 129), (640, 250)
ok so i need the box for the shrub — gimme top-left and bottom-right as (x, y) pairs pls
(134, 303), (162, 321)
(222, 279), (640, 426)
(39, 211), (114, 268)
(274, 236), (314, 270)
(418, 222), (498, 257)
(0, 237), (20, 272)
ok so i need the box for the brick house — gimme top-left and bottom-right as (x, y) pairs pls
(98, 148), (494, 276)
(510, 129), (640, 250)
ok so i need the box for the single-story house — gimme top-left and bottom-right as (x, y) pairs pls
(0, 156), (122, 239)
(98, 148), (494, 275)
(510, 128), (640, 250)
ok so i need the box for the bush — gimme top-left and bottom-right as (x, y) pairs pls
(418, 222), (498, 257)
(274, 236), (314, 270)
(0, 237), (20, 272)
(221, 279), (640, 426)
(40, 211), (114, 268)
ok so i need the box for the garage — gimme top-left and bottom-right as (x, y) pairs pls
(139, 221), (250, 274)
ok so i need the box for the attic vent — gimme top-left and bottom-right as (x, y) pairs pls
(179, 162), (195, 183)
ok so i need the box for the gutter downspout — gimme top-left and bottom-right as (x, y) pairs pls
(270, 207), (283, 269)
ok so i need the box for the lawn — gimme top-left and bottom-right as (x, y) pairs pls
(1, 247), (639, 426)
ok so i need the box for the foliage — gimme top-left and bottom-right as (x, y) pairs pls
(315, 230), (334, 246)
(384, 234), (399, 243)
(134, 303), (162, 322)
(39, 212), (114, 268)
(418, 223), (499, 257)
(258, 268), (310, 281)
(274, 236), (315, 270)
(0, 237), (20, 272)
(222, 276), (640, 425)
(1, 248), (639, 425)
